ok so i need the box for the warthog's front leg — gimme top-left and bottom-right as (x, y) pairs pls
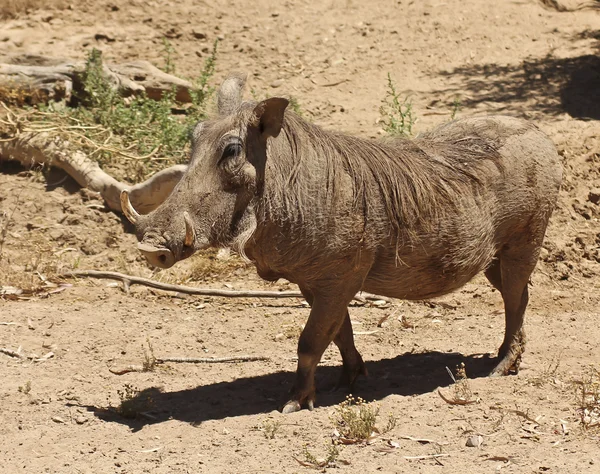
(282, 290), (360, 414)
(299, 286), (367, 392)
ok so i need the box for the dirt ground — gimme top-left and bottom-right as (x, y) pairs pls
(1, 0), (600, 472)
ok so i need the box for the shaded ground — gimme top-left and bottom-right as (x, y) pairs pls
(1, 0), (600, 472)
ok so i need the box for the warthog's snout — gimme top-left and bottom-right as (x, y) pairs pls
(137, 242), (176, 269)
(121, 189), (198, 268)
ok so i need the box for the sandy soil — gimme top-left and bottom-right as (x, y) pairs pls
(1, 0), (600, 472)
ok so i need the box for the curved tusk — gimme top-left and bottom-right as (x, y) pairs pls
(120, 189), (140, 224)
(183, 211), (196, 247)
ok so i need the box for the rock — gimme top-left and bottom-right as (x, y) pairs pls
(94, 33), (116, 42)
(192, 30), (207, 40)
(164, 27), (182, 39)
(75, 416), (87, 425)
(466, 435), (483, 448)
(270, 79), (285, 88)
(588, 188), (600, 205)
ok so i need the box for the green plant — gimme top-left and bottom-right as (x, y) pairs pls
(380, 73), (416, 136)
(450, 95), (462, 120)
(29, 43), (218, 181)
(161, 38), (176, 74)
(288, 96), (302, 116)
(190, 40), (218, 110)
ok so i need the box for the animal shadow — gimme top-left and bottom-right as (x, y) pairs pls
(83, 350), (496, 431)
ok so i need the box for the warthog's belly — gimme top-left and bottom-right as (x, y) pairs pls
(362, 246), (496, 301)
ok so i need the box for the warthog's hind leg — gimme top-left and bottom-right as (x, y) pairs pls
(490, 247), (538, 376)
(333, 311), (368, 390)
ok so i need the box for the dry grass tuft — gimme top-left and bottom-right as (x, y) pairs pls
(0, 0), (66, 19)
(295, 444), (345, 469)
(575, 366), (600, 430)
(331, 395), (396, 444)
(113, 384), (155, 419)
(438, 363), (478, 405)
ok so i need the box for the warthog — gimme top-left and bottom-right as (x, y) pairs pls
(121, 73), (562, 413)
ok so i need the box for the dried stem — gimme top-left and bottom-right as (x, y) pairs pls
(60, 269), (393, 303)
(156, 355), (270, 364)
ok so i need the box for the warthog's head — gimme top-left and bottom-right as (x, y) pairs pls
(121, 73), (289, 268)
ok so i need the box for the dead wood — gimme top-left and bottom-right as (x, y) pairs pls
(0, 347), (25, 359)
(0, 54), (194, 105)
(404, 454), (450, 461)
(108, 355), (269, 375)
(60, 269), (394, 304)
(0, 346), (54, 361)
(108, 365), (145, 375)
(0, 130), (186, 214)
(156, 355), (270, 363)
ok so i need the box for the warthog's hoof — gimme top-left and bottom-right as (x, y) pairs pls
(490, 352), (522, 376)
(333, 358), (368, 392)
(281, 398), (314, 414)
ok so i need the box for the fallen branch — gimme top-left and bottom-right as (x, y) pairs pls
(60, 269), (394, 304)
(108, 365), (145, 375)
(108, 355), (270, 375)
(0, 347), (24, 359)
(0, 347), (54, 362)
(156, 355), (270, 364)
(0, 54), (194, 105)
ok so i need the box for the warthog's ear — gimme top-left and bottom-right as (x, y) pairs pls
(252, 98), (289, 139)
(218, 72), (248, 116)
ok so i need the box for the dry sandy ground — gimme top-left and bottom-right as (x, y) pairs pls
(1, 0), (600, 472)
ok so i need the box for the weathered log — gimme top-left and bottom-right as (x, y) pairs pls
(0, 130), (186, 214)
(0, 54), (193, 105)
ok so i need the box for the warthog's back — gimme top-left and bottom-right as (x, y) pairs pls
(362, 115), (562, 300)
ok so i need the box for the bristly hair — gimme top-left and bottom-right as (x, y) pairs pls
(254, 109), (518, 247)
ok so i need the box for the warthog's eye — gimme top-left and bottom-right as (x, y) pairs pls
(220, 142), (243, 165)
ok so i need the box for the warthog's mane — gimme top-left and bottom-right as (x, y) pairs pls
(251, 108), (525, 247)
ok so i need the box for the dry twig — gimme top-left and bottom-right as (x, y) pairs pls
(489, 406), (539, 424)
(404, 454), (450, 461)
(399, 435), (448, 446)
(156, 355), (270, 364)
(109, 365), (145, 375)
(108, 355), (270, 375)
(437, 388), (478, 405)
(60, 269), (393, 303)
(0, 347), (24, 359)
